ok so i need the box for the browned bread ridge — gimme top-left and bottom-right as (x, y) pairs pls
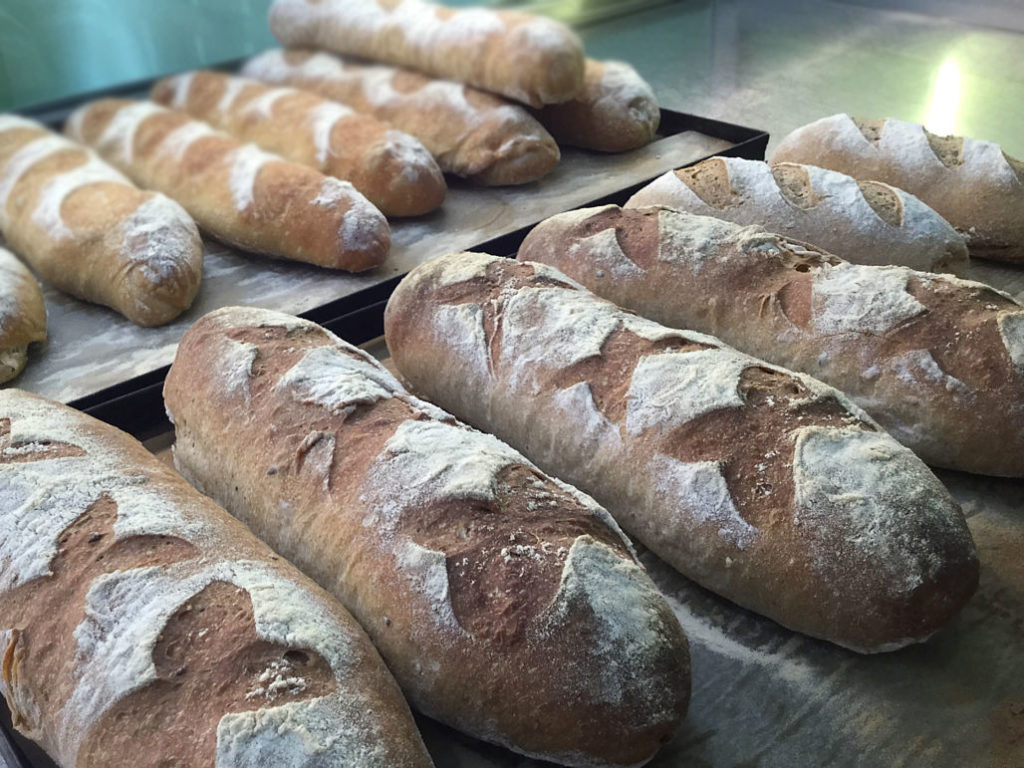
(65, 99), (389, 272)
(385, 252), (980, 653)
(241, 49), (561, 186)
(0, 389), (434, 768)
(0, 114), (201, 326)
(0, 246), (46, 383)
(267, 0), (585, 107)
(771, 114), (1024, 262)
(163, 306), (690, 768)
(519, 205), (1024, 476)
(150, 71), (446, 217)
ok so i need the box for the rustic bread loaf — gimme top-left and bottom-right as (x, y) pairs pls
(0, 114), (201, 326)
(385, 252), (980, 653)
(625, 156), (968, 275)
(0, 389), (433, 768)
(770, 114), (1024, 262)
(150, 71), (446, 217)
(519, 205), (1024, 476)
(268, 0), (585, 107)
(65, 99), (389, 272)
(0, 247), (46, 384)
(164, 305), (690, 768)
(534, 59), (660, 152)
(241, 49), (561, 186)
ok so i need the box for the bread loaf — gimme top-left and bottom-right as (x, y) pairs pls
(267, 0), (585, 107)
(66, 99), (389, 272)
(519, 205), (1024, 476)
(150, 71), (446, 217)
(241, 49), (561, 186)
(625, 156), (969, 275)
(385, 252), (980, 653)
(534, 59), (660, 152)
(770, 114), (1024, 262)
(164, 306), (690, 768)
(0, 389), (433, 768)
(0, 246), (46, 383)
(0, 114), (201, 326)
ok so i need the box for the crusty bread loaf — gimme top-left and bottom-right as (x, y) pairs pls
(519, 205), (1024, 476)
(0, 114), (201, 326)
(150, 71), (446, 217)
(626, 156), (969, 275)
(770, 114), (1024, 262)
(0, 389), (433, 768)
(66, 99), (389, 272)
(241, 49), (561, 186)
(0, 247), (46, 384)
(268, 0), (585, 107)
(385, 252), (980, 653)
(534, 59), (660, 152)
(164, 306), (690, 768)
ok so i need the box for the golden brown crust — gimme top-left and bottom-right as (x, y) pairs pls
(0, 247), (45, 384)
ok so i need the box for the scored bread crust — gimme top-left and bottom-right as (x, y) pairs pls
(0, 114), (202, 326)
(385, 252), (980, 653)
(150, 71), (446, 217)
(267, 0), (585, 107)
(534, 59), (660, 153)
(0, 389), (433, 768)
(625, 156), (969, 275)
(518, 205), (1024, 476)
(65, 99), (389, 272)
(163, 306), (691, 768)
(241, 49), (561, 186)
(0, 247), (46, 384)
(770, 114), (1024, 262)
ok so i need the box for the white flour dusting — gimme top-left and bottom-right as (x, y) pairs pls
(811, 263), (926, 335)
(306, 101), (354, 164)
(997, 311), (1024, 371)
(95, 101), (164, 165)
(226, 144), (277, 212)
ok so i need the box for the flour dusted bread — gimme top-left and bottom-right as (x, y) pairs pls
(66, 99), (389, 272)
(0, 390), (433, 768)
(164, 306), (690, 768)
(520, 205), (1024, 476)
(626, 156), (968, 275)
(0, 247), (46, 384)
(385, 252), (980, 653)
(151, 71), (445, 217)
(771, 114), (1024, 262)
(0, 114), (201, 326)
(241, 49), (561, 185)
(535, 59), (660, 152)
(268, 0), (585, 107)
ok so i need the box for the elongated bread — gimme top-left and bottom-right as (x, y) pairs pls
(771, 114), (1024, 262)
(626, 156), (968, 275)
(0, 114), (201, 326)
(268, 0), (585, 107)
(385, 252), (980, 653)
(150, 71), (445, 217)
(519, 205), (1024, 476)
(535, 59), (660, 152)
(66, 99), (389, 272)
(242, 49), (561, 186)
(0, 389), (433, 768)
(0, 247), (46, 384)
(164, 306), (690, 768)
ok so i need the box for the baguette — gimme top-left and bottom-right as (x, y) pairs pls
(241, 49), (561, 186)
(164, 306), (691, 768)
(0, 247), (46, 384)
(150, 71), (446, 217)
(66, 99), (389, 272)
(267, 0), (585, 107)
(519, 205), (1024, 476)
(626, 156), (969, 275)
(0, 114), (201, 326)
(385, 252), (980, 653)
(770, 114), (1024, 262)
(0, 389), (433, 768)
(534, 59), (660, 152)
